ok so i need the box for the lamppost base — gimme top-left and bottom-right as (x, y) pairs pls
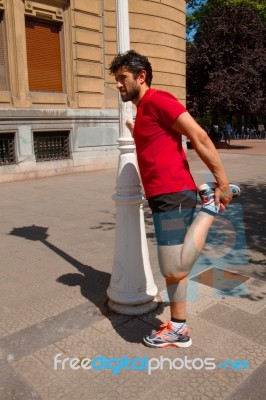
(107, 298), (159, 315)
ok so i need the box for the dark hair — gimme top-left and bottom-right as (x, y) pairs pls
(109, 50), (153, 87)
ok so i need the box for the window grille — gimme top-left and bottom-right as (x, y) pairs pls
(0, 133), (15, 165)
(34, 131), (70, 162)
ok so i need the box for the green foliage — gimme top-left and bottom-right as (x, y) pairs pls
(186, 1), (266, 127)
(187, 0), (266, 38)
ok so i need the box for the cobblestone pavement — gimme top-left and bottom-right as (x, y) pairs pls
(0, 139), (265, 399)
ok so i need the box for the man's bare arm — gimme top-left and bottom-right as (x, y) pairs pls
(172, 112), (232, 207)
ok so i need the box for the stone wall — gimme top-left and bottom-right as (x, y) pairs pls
(0, 0), (187, 182)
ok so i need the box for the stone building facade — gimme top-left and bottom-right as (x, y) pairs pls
(0, 0), (187, 182)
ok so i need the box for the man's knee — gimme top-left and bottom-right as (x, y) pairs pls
(164, 271), (188, 283)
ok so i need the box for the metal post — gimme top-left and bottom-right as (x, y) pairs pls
(107, 0), (158, 314)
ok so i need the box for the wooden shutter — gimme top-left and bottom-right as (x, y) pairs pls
(25, 18), (63, 92)
(0, 13), (8, 91)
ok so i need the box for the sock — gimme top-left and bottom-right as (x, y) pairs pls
(171, 318), (187, 332)
(198, 182), (226, 215)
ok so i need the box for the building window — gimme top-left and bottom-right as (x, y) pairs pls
(0, 133), (16, 165)
(34, 131), (70, 162)
(0, 12), (9, 91)
(25, 18), (63, 92)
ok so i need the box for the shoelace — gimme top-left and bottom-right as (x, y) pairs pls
(155, 321), (188, 337)
(155, 322), (173, 336)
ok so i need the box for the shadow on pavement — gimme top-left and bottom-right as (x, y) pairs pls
(187, 141), (253, 151)
(9, 179), (265, 342)
(9, 225), (164, 344)
(239, 182), (266, 265)
(194, 181), (266, 302)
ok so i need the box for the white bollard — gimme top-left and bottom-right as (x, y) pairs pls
(107, 0), (158, 314)
(107, 137), (158, 314)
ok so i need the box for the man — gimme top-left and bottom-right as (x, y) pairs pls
(109, 50), (239, 348)
(224, 122), (232, 145)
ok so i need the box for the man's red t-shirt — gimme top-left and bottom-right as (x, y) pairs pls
(133, 88), (196, 199)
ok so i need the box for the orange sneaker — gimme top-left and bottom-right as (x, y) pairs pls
(143, 321), (192, 348)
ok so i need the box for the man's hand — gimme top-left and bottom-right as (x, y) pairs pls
(126, 120), (134, 136)
(215, 184), (233, 209)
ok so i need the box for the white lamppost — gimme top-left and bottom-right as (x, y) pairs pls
(107, 0), (158, 314)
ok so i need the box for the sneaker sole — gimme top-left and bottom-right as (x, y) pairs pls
(143, 337), (192, 348)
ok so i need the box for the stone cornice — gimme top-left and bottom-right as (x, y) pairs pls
(23, 0), (69, 9)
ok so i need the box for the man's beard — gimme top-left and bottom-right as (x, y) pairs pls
(120, 84), (140, 102)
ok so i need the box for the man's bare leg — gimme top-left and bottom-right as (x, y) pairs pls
(157, 211), (215, 319)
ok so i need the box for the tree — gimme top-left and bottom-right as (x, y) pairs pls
(187, 0), (266, 38)
(186, 2), (266, 129)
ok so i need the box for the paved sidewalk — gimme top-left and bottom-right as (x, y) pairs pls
(0, 140), (265, 400)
